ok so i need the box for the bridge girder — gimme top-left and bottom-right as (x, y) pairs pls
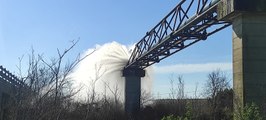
(125, 0), (231, 69)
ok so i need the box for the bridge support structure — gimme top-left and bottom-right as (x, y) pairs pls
(218, 0), (266, 113)
(232, 13), (266, 112)
(122, 68), (145, 117)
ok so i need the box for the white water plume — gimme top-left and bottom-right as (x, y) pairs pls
(71, 41), (153, 102)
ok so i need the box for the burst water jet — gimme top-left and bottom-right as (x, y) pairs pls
(71, 41), (153, 104)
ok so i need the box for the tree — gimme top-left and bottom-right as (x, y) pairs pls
(203, 69), (231, 120)
(7, 40), (94, 120)
(169, 74), (185, 99)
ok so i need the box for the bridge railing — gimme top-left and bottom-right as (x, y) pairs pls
(0, 65), (26, 88)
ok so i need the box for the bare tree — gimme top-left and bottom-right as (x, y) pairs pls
(169, 74), (185, 99)
(103, 80), (121, 106)
(165, 74), (187, 118)
(203, 69), (231, 120)
(87, 64), (104, 103)
(81, 63), (125, 120)
(140, 89), (153, 107)
(204, 69), (229, 98)
(7, 40), (94, 120)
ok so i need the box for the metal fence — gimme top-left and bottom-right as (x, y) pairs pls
(0, 65), (25, 88)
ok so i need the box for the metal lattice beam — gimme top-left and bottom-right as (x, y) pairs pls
(125, 0), (231, 69)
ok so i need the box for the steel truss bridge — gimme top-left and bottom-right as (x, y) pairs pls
(125, 0), (231, 69)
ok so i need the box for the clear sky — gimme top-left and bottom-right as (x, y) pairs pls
(0, 0), (232, 98)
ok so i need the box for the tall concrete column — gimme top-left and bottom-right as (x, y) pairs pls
(123, 68), (145, 116)
(232, 13), (266, 108)
(218, 0), (266, 112)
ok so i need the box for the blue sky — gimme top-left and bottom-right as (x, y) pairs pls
(0, 0), (232, 98)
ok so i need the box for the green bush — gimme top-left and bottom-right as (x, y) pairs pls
(161, 102), (192, 120)
(234, 103), (263, 120)
(161, 115), (182, 120)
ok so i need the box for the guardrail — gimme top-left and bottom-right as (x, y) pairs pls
(0, 65), (25, 88)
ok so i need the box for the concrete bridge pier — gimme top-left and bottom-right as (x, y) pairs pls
(123, 68), (145, 117)
(218, 0), (266, 114)
(232, 13), (266, 111)
(218, 0), (266, 113)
